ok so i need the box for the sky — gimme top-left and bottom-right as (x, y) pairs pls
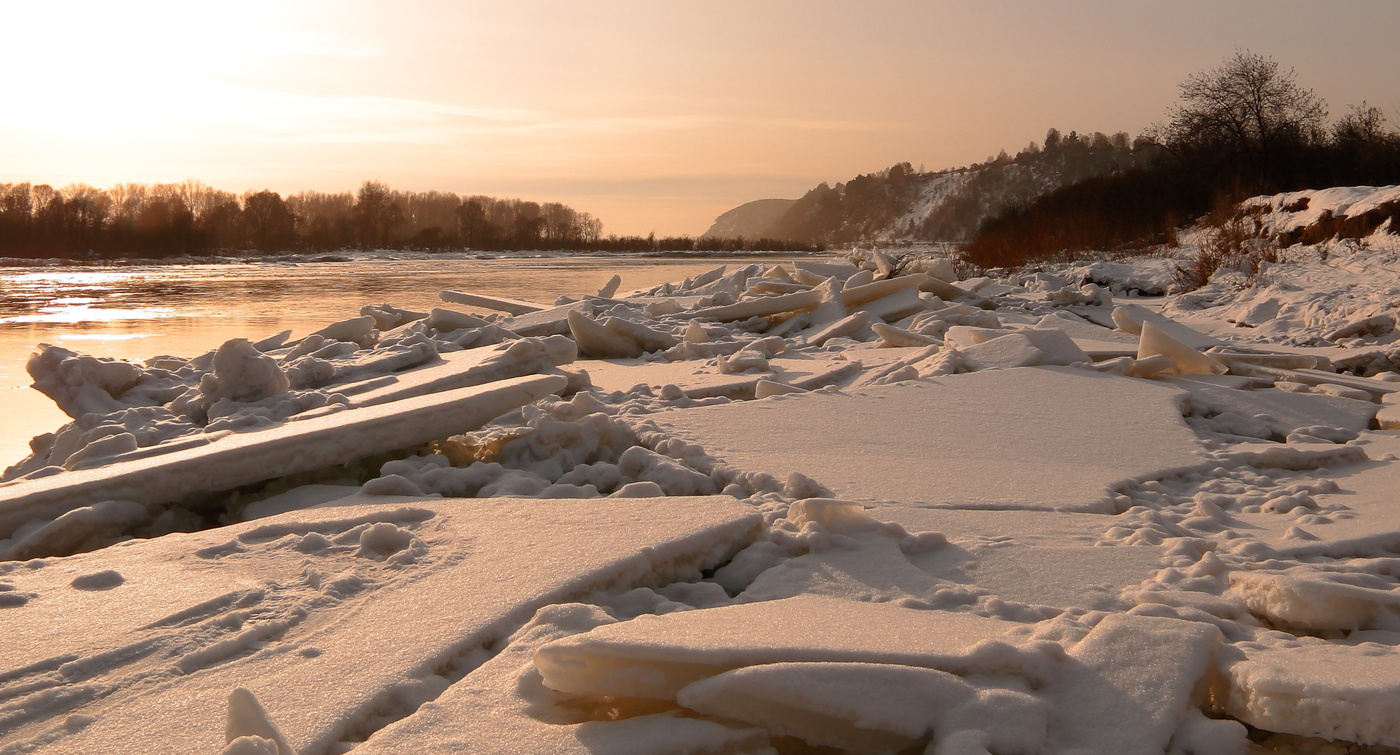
(3, 0), (1399, 237)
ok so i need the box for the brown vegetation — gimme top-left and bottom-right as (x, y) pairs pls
(1172, 216), (1279, 291)
(963, 50), (1400, 269)
(1281, 202), (1400, 247)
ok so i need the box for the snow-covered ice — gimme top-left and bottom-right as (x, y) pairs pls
(6, 222), (1400, 753)
(0, 496), (758, 753)
(649, 367), (1206, 512)
(0, 375), (565, 559)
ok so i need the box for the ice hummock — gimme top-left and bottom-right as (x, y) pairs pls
(6, 232), (1400, 752)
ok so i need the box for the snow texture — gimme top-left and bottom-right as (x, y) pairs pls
(650, 367), (1205, 512)
(11, 231), (1400, 753)
(0, 496), (758, 752)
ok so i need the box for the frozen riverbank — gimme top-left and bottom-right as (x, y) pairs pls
(0, 256), (785, 467)
(4, 214), (1400, 753)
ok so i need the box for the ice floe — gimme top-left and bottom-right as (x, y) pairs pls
(5, 235), (1400, 753)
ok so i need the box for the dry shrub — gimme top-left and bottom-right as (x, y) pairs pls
(1174, 217), (1279, 290)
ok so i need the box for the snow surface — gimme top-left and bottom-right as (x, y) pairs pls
(8, 228), (1400, 753)
(0, 496), (758, 753)
(649, 367), (1206, 512)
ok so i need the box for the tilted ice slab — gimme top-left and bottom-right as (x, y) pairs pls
(439, 289), (545, 315)
(1112, 304), (1224, 350)
(1049, 613), (1230, 755)
(1034, 312), (1140, 346)
(339, 336), (576, 407)
(580, 351), (859, 400)
(651, 367), (1207, 512)
(0, 496), (760, 753)
(0, 375), (566, 551)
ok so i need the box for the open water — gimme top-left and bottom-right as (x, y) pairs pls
(0, 252), (790, 469)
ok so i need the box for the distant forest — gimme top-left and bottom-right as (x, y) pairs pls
(721, 51), (1400, 268)
(966, 51), (1400, 267)
(0, 180), (821, 259)
(765, 128), (1154, 246)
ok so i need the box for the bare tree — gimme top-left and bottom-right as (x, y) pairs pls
(1163, 49), (1327, 161)
(242, 190), (299, 251)
(1333, 101), (1394, 146)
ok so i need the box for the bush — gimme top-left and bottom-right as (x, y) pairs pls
(1173, 217), (1278, 290)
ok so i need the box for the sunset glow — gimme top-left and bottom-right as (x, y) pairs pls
(3, 0), (1398, 235)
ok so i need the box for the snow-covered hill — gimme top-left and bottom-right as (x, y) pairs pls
(702, 198), (796, 238)
(709, 131), (1147, 245)
(1242, 184), (1400, 245)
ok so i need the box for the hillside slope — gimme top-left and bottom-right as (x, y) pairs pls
(703, 198), (797, 238)
(711, 130), (1150, 246)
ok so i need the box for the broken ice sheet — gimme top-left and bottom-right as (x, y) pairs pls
(1225, 637), (1400, 748)
(533, 595), (1041, 701)
(534, 596), (1238, 755)
(0, 374), (567, 557)
(651, 366), (1207, 512)
(0, 496), (759, 753)
(732, 503), (1161, 612)
(354, 603), (769, 755)
(340, 335), (577, 407)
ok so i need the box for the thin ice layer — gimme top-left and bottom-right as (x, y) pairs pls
(651, 367), (1206, 512)
(1226, 638), (1400, 747)
(955, 544), (1164, 611)
(0, 496), (760, 753)
(741, 513), (1160, 612)
(1172, 379), (1378, 439)
(869, 506), (1115, 546)
(580, 351), (856, 399)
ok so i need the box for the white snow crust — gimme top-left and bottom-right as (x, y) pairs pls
(7, 227), (1400, 753)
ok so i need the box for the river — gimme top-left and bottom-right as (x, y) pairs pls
(0, 252), (798, 470)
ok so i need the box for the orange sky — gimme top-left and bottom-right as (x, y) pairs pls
(3, 1), (1398, 236)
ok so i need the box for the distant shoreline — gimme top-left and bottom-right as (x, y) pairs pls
(0, 247), (841, 270)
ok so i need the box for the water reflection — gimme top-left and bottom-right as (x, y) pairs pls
(4, 271), (139, 286)
(1, 305), (173, 324)
(0, 255), (793, 468)
(54, 333), (154, 341)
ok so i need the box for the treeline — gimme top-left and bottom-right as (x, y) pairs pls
(760, 127), (1154, 246)
(917, 128), (1154, 241)
(966, 51), (1400, 267)
(0, 180), (820, 259)
(767, 161), (929, 244)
